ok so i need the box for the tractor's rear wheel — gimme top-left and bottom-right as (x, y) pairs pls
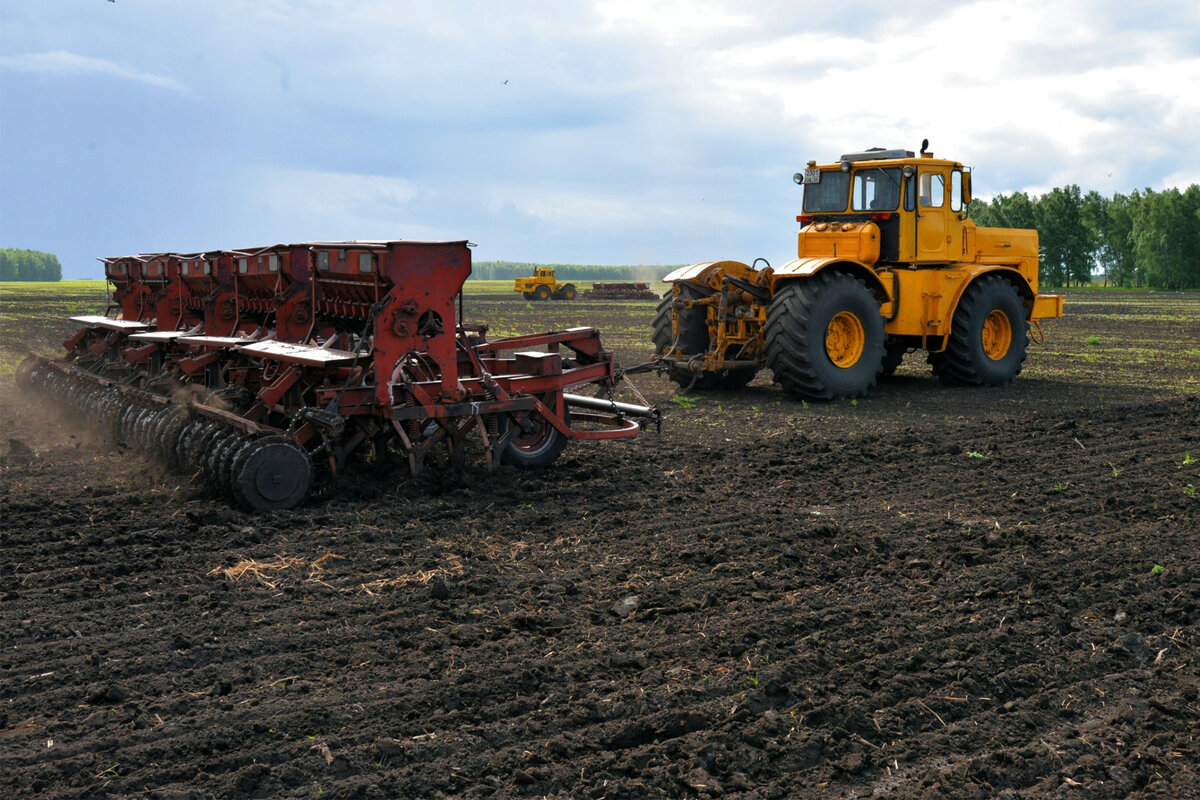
(651, 293), (675, 351)
(651, 283), (732, 389)
(559, 283), (577, 300)
(764, 272), (885, 400)
(533, 285), (552, 301)
(930, 275), (1028, 386)
(880, 338), (908, 377)
(499, 394), (569, 468)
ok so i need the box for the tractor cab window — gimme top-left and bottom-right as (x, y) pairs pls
(851, 167), (901, 212)
(950, 170), (963, 212)
(802, 170), (851, 212)
(920, 173), (945, 207)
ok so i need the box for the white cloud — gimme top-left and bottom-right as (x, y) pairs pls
(595, 0), (754, 43)
(256, 168), (421, 230)
(0, 50), (186, 92)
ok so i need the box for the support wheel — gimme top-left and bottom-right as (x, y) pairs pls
(499, 395), (569, 468)
(230, 435), (314, 512)
(930, 275), (1028, 386)
(763, 271), (885, 400)
(533, 285), (552, 301)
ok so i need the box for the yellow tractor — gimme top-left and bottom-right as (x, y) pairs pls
(514, 266), (577, 301)
(653, 141), (1063, 398)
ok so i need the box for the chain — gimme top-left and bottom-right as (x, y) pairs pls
(621, 372), (652, 408)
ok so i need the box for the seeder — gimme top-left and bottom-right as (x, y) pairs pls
(582, 282), (661, 300)
(18, 241), (658, 511)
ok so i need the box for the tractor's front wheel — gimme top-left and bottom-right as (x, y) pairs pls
(930, 275), (1028, 386)
(764, 272), (885, 400)
(533, 284), (552, 301)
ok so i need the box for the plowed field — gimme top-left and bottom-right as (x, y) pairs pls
(1, 284), (1197, 799)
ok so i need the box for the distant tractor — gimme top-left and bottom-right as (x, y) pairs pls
(653, 141), (1064, 398)
(514, 267), (577, 301)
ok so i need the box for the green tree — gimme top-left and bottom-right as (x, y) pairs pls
(1100, 192), (1138, 287)
(0, 248), (62, 281)
(991, 191), (1039, 231)
(966, 196), (1000, 226)
(1182, 185), (1200, 289)
(1037, 185), (1093, 287)
(1134, 189), (1191, 290)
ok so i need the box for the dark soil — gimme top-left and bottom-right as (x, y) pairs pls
(1, 289), (1197, 799)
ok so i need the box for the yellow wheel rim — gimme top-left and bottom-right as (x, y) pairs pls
(981, 310), (1012, 361)
(825, 311), (865, 368)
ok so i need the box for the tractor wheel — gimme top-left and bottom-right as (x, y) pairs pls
(880, 338), (908, 377)
(651, 283), (722, 389)
(560, 284), (577, 300)
(533, 285), (552, 301)
(229, 435), (314, 512)
(499, 394), (569, 468)
(930, 274), (1028, 386)
(763, 271), (885, 400)
(522, 291), (535, 300)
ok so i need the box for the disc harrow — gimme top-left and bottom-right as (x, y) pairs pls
(22, 240), (659, 511)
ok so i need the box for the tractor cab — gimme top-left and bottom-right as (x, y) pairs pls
(794, 143), (972, 266)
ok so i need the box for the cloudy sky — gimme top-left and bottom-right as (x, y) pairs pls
(2, 0), (1198, 279)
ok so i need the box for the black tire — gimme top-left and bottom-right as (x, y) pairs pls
(229, 435), (314, 512)
(560, 284), (577, 300)
(522, 291), (535, 300)
(533, 285), (552, 301)
(880, 338), (908, 377)
(499, 394), (569, 468)
(931, 275), (1028, 386)
(651, 293), (675, 353)
(650, 283), (725, 389)
(763, 272), (885, 400)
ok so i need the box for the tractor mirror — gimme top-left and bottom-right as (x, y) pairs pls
(963, 171), (972, 204)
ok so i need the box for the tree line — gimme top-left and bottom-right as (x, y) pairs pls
(969, 184), (1200, 289)
(0, 248), (63, 281)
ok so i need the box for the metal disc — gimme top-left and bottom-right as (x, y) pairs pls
(229, 435), (313, 512)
